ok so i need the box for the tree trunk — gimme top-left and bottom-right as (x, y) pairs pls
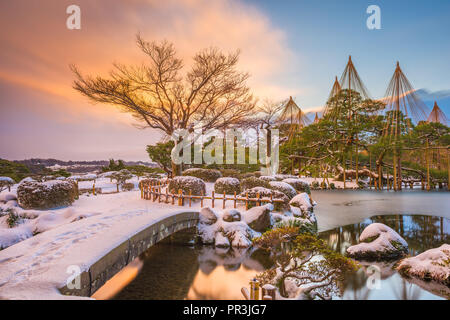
(171, 161), (181, 177)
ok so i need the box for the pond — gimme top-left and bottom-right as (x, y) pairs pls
(100, 190), (450, 300)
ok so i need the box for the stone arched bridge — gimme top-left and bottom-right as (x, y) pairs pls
(59, 211), (199, 297)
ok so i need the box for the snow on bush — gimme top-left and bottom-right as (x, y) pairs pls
(214, 177), (241, 195)
(282, 178), (311, 194)
(347, 223), (408, 261)
(17, 180), (78, 210)
(259, 176), (277, 182)
(182, 168), (222, 182)
(219, 169), (241, 179)
(241, 177), (272, 191)
(397, 244), (450, 285)
(240, 187), (290, 211)
(121, 182), (135, 191)
(274, 174), (297, 181)
(168, 176), (206, 196)
(269, 181), (297, 199)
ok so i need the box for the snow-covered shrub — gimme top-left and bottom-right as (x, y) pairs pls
(273, 217), (317, 235)
(274, 174), (297, 181)
(0, 176), (15, 192)
(5, 208), (20, 228)
(397, 244), (450, 285)
(122, 182), (135, 191)
(17, 180), (78, 209)
(346, 223), (408, 261)
(259, 176), (276, 182)
(214, 177), (241, 194)
(182, 168), (222, 182)
(269, 181), (297, 199)
(168, 176), (206, 196)
(240, 187), (290, 211)
(241, 177), (272, 191)
(220, 169), (241, 179)
(329, 182), (336, 189)
(111, 169), (133, 192)
(282, 178), (311, 194)
(239, 171), (261, 179)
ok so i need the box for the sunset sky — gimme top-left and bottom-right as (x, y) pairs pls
(1, 0), (449, 161)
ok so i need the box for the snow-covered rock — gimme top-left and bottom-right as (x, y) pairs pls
(269, 181), (297, 199)
(214, 231), (230, 248)
(347, 223), (408, 260)
(199, 207), (218, 225)
(214, 177), (241, 195)
(289, 193), (314, 216)
(397, 244), (450, 285)
(222, 209), (241, 222)
(244, 204), (273, 232)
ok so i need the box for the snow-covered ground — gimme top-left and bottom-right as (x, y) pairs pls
(0, 175), (316, 300)
(0, 190), (197, 299)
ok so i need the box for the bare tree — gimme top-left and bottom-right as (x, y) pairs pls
(71, 35), (256, 175)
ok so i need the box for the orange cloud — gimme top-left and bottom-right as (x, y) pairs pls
(0, 0), (300, 160)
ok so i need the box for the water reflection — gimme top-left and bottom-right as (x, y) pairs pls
(113, 245), (273, 300)
(319, 215), (449, 257)
(320, 215), (450, 300)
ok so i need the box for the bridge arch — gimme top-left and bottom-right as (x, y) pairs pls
(59, 211), (199, 297)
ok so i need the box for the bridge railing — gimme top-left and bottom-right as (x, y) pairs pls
(140, 181), (284, 210)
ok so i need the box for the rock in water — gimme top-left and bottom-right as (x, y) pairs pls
(346, 223), (408, 261)
(199, 207), (218, 225)
(289, 193), (314, 217)
(244, 204), (272, 232)
(222, 209), (241, 222)
(215, 232), (230, 248)
(397, 244), (450, 286)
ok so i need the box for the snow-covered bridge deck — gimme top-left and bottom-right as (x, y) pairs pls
(0, 191), (199, 299)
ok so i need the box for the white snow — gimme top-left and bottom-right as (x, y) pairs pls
(289, 193), (313, 212)
(397, 244), (450, 283)
(0, 191), (201, 299)
(347, 223), (408, 256)
(0, 177), (14, 183)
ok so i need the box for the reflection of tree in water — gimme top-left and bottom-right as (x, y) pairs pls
(320, 215), (449, 256)
(319, 214), (449, 300)
(113, 244), (200, 300)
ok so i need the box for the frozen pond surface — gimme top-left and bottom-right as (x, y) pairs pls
(108, 190), (450, 300)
